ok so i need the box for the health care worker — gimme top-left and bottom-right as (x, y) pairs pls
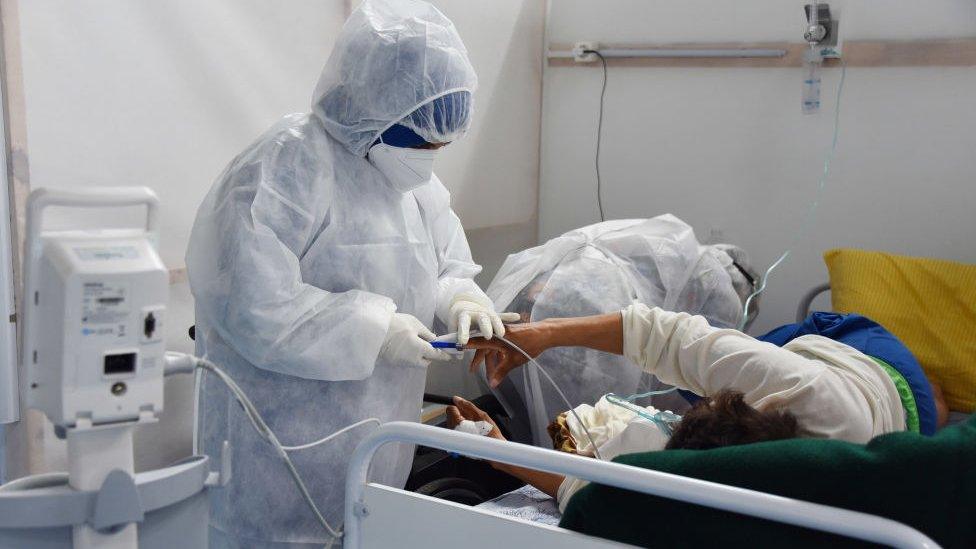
(186, 1), (510, 546)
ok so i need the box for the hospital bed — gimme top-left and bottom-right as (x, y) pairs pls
(343, 421), (938, 549)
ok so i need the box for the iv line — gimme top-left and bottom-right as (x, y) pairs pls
(497, 335), (605, 460)
(738, 59), (847, 331)
(604, 393), (683, 436)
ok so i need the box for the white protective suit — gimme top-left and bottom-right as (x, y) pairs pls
(186, 1), (481, 546)
(485, 216), (757, 447)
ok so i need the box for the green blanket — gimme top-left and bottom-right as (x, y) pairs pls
(560, 415), (976, 548)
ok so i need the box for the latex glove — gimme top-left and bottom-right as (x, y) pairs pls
(379, 313), (451, 368)
(447, 292), (521, 344)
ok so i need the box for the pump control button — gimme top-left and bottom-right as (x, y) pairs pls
(144, 312), (157, 339)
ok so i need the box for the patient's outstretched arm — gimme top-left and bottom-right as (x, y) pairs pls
(467, 312), (623, 387)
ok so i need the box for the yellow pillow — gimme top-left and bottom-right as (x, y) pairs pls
(824, 249), (976, 412)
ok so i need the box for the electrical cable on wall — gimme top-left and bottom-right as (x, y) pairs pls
(585, 49), (609, 222)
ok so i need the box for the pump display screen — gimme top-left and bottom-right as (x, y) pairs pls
(104, 352), (136, 375)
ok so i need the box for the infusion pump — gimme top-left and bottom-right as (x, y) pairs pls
(0, 188), (211, 549)
(22, 187), (168, 429)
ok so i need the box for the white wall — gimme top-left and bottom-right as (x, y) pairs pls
(16, 0), (542, 472)
(539, 0), (976, 334)
(419, 0), (543, 399)
(18, 0), (348, 473)
(427, 0), (542, 231)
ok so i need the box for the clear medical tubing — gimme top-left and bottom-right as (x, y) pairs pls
(194, 358), (380, 546)
(605, 393), (683, 436)
(498, 336), (604, 460)
(178, 346), (599, 543)
(605, 386), (682, 435)
(177, 336), (609, 539)
(738, 60), (847, 331)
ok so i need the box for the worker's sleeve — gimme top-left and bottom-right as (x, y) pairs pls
(416, 175), (485, 326)
(187, 145), (395, 382)
(619, 304), (881, 441)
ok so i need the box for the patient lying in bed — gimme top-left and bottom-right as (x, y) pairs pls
(450, 388), (799, 513)
(460, 305), (950, 513)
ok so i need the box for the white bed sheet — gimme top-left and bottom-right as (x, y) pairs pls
(475, 485), (562, 526)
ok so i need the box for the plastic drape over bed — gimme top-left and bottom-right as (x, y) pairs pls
(485, 215), (757, 446)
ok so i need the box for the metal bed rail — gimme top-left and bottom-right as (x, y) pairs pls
(797, 282), (832, 321)
(345, 422), (939, 549)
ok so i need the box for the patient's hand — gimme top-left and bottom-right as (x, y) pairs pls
(446, 396), (506, 442)
(465, 322), (552, 388)
(449, 395), (567, 498)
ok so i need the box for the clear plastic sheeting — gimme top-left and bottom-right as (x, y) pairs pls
(485, 215), (757, 447)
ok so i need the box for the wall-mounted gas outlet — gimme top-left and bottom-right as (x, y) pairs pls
(573, 41), (600, 63)
(804, 4), (842, 58)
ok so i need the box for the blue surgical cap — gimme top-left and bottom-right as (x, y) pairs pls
(404, 91), (471, 139)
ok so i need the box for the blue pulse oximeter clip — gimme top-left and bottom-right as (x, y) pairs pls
(430, 340), (463, 351)
(430, 330), (484, 352)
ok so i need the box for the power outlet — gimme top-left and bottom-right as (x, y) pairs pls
(573, 41), (600, 63)
(816, 14), (842, 59)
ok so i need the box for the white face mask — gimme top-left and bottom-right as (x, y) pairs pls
(368, 143), (436, 193)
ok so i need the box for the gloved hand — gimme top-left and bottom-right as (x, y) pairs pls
(379, 313), (451, 368)
(447, 292), (521, 344)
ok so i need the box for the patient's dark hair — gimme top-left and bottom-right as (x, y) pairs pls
(665, 390), (800, 450)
